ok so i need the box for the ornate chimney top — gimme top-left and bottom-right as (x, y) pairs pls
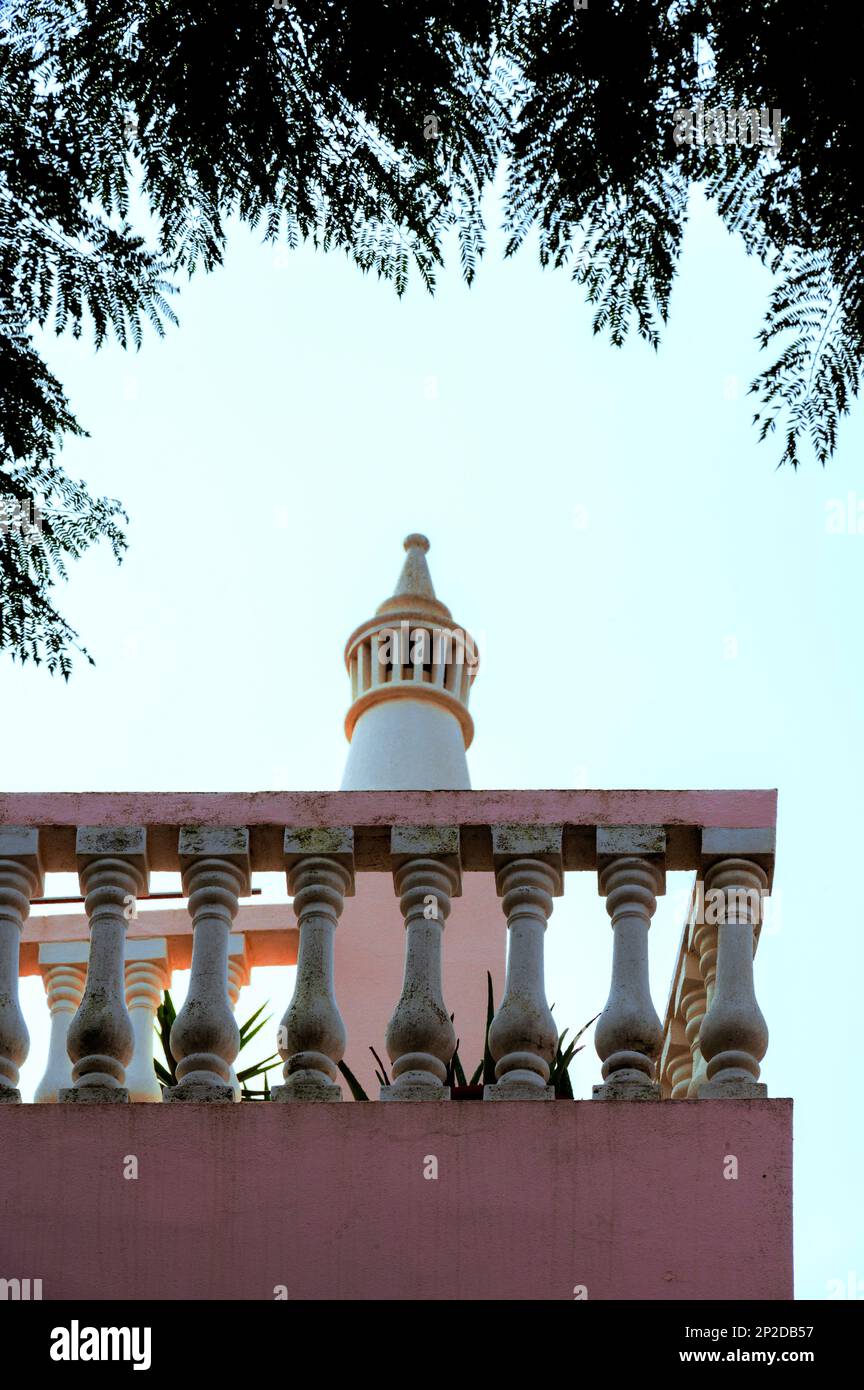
(340, 535), (479, 786)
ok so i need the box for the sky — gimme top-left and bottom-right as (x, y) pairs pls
(2, 179), (862, 1301)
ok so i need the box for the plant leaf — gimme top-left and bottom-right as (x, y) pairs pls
(369, 1045), (391, 1088)
(337, 1058), (370, 1102)
(482, 970), (496, 1086)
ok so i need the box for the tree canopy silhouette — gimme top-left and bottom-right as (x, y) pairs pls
(1, 0), (860, 672)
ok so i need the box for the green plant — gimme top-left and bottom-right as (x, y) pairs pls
(337, 973), (598, 1100)
(154, 989), (282, 1100)
(548, 1012), (600, 1099)
(337, 1057), (371, 1103)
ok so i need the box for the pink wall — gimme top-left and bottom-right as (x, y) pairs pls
(0, 1100), (792, 1300)
(336, 872), (506, 1097)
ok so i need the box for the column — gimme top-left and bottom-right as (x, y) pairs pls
(697, 828), (773, 1098)
(484, 825), (563, 1101)
(0, 828), (44, 1102)
(124, 938), (170, 1103)
(34, 942), (89, 1102)
(164, 827), (250, 1103)
(381, 826), (460, 1101)
(61, 827), (148, 1104)
(593, 826), (666, 1101)
(273, 828), (354, 1102)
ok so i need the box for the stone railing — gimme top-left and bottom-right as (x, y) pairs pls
(0, 791), (776, 1105)
(658, 828), (775, 1100)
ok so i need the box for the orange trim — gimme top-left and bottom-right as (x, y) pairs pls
(344, 682), (474, 749)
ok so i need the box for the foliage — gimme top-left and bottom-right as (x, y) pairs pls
(547, 1012), (600, 1100)
(504, 0), (863, 469)
(154, 988), (281, 1100)
(3, 1), (860, 670)
(338, 972), (598, 1099)
(1, 0), (503, 671)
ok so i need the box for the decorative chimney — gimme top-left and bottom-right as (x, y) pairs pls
(340, 535), (479, 790)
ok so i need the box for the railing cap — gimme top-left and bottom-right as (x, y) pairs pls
(283, 826), (354, 862)
(700, 827), (776, 889)
(390, 826), (462, 895)
(0, 825), (44, 893)
(179, 826), (250, 863)
(596, 825), (666, 860)
(76, 826), (148, 870)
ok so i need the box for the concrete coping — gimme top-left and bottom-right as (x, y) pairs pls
(0, 789), (777, 874)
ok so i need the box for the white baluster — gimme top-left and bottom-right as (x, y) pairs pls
(380, 826), (460, 1102)
(660, 1018), (691, 1100)
(226, 934), (251, 1101)
(698, 857), (770, 1098)
(485, 825), (563, 1101)
(687, 910), (716, 1097)
(0, 828), (43, 1102)
(273, 829), (354, 1103)
(164, 828), (250, 1103)
(34, 943), (89, 1102)
(668, 948), (701, 1100)
(61, 828), (148, 1104)
(593, 827), (666, 1101)
(124, 939), (170, 1103)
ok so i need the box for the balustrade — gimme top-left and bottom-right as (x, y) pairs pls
(659, 828), (774, 1101)
(0, 792), (778, 1106)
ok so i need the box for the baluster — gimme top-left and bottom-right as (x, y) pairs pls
(698, 855), (770, 1098)
(670, 949), (702, 1099)
(34, 943), (89, 1102)
(273, 829), (354, 1103)
(164, 828), (250, 1103)
(61, 828), (148, 1103)
(484, 825), (563, 1101)
(226, 935), (251, 1101)
(687, 907), (716, 1096)
(0, 828), (44, 1102)
(380, 826), (460, 1101)
(593, 827), (666, 1101)
(659, 938), (693, 1099)
(663, 1020), (693, 1100)
(124, 939), (170, 1103)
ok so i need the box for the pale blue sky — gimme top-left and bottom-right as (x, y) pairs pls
(3, 183), (862, 1300)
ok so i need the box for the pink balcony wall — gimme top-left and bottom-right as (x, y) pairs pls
(0, 1099), (792, 1300)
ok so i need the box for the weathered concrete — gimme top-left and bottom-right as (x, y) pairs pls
(162, 1081), (233, 1104)
(0, 789), (778, 874)
(0, 1100), (792, 1300)
(699, 1079), (768, 1099)
(593, 1079), (661, 1101)
(57, 1085), (129, 1104)
(484, 1081), (554, 1101)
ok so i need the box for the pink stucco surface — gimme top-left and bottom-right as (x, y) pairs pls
(0, 1100), (792, 1301)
